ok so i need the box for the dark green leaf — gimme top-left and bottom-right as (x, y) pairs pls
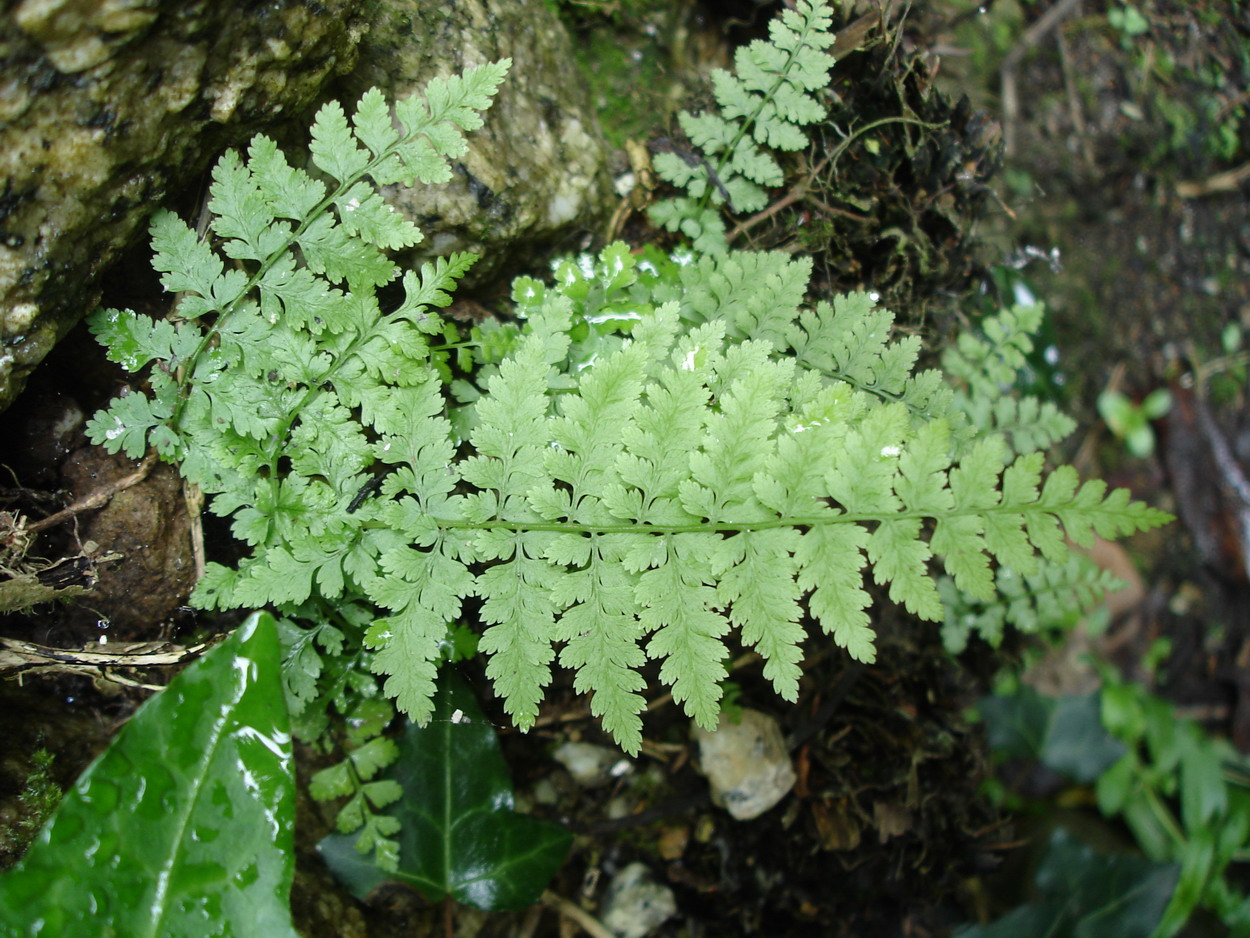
(979, 688), (1124, 784)
(1042, 694), (1126, 784)
(1157, 828), (1216, 937)
(955, 828), (1177, 938)
(319, 670), (570, 911)
(978, 686), (1054, 760)
(1179, 729), (1227, 830)
(0, 612), (297, 938)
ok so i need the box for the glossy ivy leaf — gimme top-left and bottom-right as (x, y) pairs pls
(0, 612), (297, 938)
(318, 670), (571, 911)
(954, 828), (1177, 938)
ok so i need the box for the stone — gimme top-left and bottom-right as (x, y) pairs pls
(551, 740), (631, 788)
(600, 862), (676, 938)
(692, 708), (796, 821)
(339, 0), (613, 287)
(0, 0), (368, 411)
(56, 444), (195, 636)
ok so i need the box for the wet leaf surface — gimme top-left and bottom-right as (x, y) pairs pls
(0, 611), (298, 938)
(319, 669), (571, 912)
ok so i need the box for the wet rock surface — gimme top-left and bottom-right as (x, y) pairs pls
(55, 446), (194, 637)
(336, 0), (614, 288)
(0, 0), (367, 410)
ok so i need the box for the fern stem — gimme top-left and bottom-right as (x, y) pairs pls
(423, 501), (1066, 536)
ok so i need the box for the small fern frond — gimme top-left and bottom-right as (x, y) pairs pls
(786, 292), (956, 422)
(649, 0), (835, 253)
(939, 555), (1124, 652)
(942, 302), (1077, 455)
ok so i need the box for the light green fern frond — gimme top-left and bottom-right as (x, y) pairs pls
(939, 555), (1124, 652)
(351, 277), (1169, 754)
(942, 302), (1077, 455)
(649, 0), (836, 253)
(86, 63), (510, 867)
(86, 59), (1169, 776)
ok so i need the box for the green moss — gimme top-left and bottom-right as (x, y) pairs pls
(0, 748), (63, 870)
(559, 1), (693, 148)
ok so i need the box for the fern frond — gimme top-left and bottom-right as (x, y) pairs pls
(88, 60), (510, 465)
(86, 69), (512, 864)
(943, 302), (1042, 398)
(386, 292), (1170, 750)
(87, 53), (1170, 771)
(961, 393), (1078, 455)
(941, 302), (1077, 456)
(671, 250), (811, 350)
(939, 555), (1125, 652)
(649, 0), (835, 253)
(787, 293), (956, 423)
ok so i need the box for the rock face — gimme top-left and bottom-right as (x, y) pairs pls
(338, 0), (614, 286)
(692, 708), (797, 821)
(1, 0), (614, 413)
(0, 0), (367, 411)
(58, 446), (195, 636)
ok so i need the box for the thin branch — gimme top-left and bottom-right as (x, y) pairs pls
(542, 892), (617, 938)
(998, 0), (1084, 156)
(1176, 161), (1250, 199)
(27, 451), (158, 534)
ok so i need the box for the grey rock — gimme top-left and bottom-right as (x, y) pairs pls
(551, 740), (632, 788)
(600, 862), (677, 938)
(1, 0), (613, 414)
(692, 708), (796, 821)
(339, 0), (613, 286)
(0, 0), (366, 411)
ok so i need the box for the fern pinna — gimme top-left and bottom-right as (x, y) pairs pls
(87, 34), (1166, 822)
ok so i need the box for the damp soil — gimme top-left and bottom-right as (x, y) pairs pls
(1, 1), (1247, 936)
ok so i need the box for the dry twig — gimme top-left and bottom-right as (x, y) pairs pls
(26, 451), (158, 535)
(541, 892), (616, 938)
(999, 0), (1084, 156)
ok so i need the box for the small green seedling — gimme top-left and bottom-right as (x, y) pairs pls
(1098, 388), (1171, 458)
